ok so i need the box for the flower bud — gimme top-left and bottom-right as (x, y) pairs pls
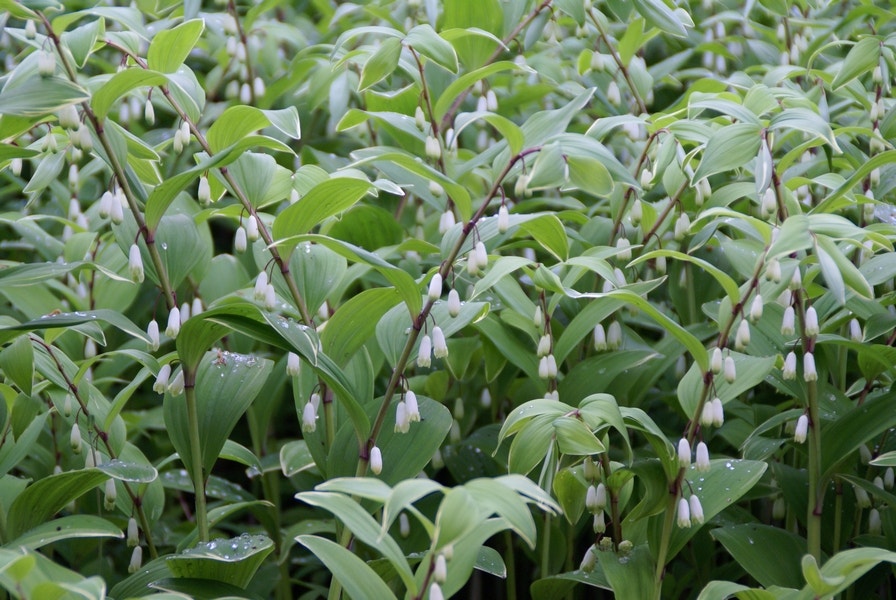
(246, 215), (260, 241)
(677, 497), (691, 528)
(128, 244), (144, 283)
(674, 212), (691, 241)
(59, 104), (80, 130)
(38, 50), (56, 77)
(286, 352), (300, 376)
(197, 175), (211, 204)
(689, 494), (705, 524)
(630, 199), (643, 226)
(782, 351), (797, 380)
(429, 583), (445, 600)
(749, 295), (763, 322)
(128, 546), (143, 574)
(404, 390), (421, 423)
(104, 478), (117, 510)
(370, 445), (383, 474)
(536, 334), (552, 358)
(886, 468), (895, 489)
(432, 326), (448, 359)
(700, 400), (715, 427)
(849, 318), (863, 342)
(794, 414), (809, 443)
(735, 319), (750, 350)
(127, 517), (139, 547)
(399, 512), (411, 537)
(144, 99), (155, 125)
(607, 321), (623, 350)
(711, 397), (724, 427)
(640, 168), (653, 189)
(139, 319), (157, 353)
(695, 442), (710, 472)
(678, 438), (691, 468)
(533, 306), (544, 329)
(781, 306), (796, 336)
(234, 226), (247, 253)
(166, 307), (181, 338)
(546, 354), (558, 378)
(191, 297), (203, 317)
(474, 241), (488, 268)
(153, 364), (171, 393)
(425, 135), (441, 160)
(394, 401), (410, 433)
(447, 289), (461, 317)
(438, 209), (455, 234)
(109, 192), (124, 224)
(765, 258), (781, 282)
(415, 106), (426, 130)
(789, 266), (802, 291)
(168, 370), (185, 396)
(71, 424), (82, 454)
(607, 81), (621, 106)
(25, 19), (37, 38)
(803, 352), (817, 382)
(514, 174), (530, 197)
(497, 205), (509, 233)
(417, 335), (432, 367)
(239, 82), (252, 103)
(580, 545), (598, 572)
(428, 273), (442, 301)
(254, 272), (268, 301)
(592, 324), (607, 351)
(855, 485), (871, 508)
(538, 356), (550, 379)
(302, 401), (317, 432)
(264, 284), (276, 311)
(805, 306), (819, 337)
(761, 187), (776, 217)
(616, 237), (632, 262)
(710, 347), (723, 374)
(724, 356), (736, 383)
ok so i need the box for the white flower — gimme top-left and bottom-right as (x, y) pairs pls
(438, 209), (455, 234)
(127, 518), (139, 547)
(630, 199), (643, 226)
(465, 249), (480, 276)
(711, 347), (723, 374)
(607, 81), (621, 105)
(153, 364), (171, 394)
(695, 442), (710, 472)
(59, 104), (79, 130)
(474, 241), (488, 268)
(533, 306), (544, 329)
(168, 370), (185, 396)
(415, 106), (426, 129)
(310, 393), (321, 411)
(761, 188), (777, 217)
(147, 320), (160, 351)
(394, 401), (410, 433)
(429, 582), (445, 600)
(144, 100), (155, 125)
(849, 318), (863, 342)
(70, 424), (82, 454)
(735, 319), (750, 350)
(432, 326), (448, 359)
(677, 497), (691, 528)
(240, 82), (252, 103)
(789, 266), (802, 291)
(803, 352), (817, 381)
(198, 175), (211, 204)
(640, 168), (653, 189)
(537, 334), (552, 357)
(24, 19), (36, 38)
(286, 352), (300, 376)
(749, 295), (763, 322)
(701, 400), (715, 427)
(246, 215), (260, 241)
(254, 272), (268, 300)
(485, 89), (498, 111)
(234, 226), (247, 253)
(794, 414), (809, 443)
(109, 192), (124, 224)
(497, 205), (509, 233)
(593, 324), (607, 351)
(192, 297), (203, 317)
(765, 258), (781, 282)
(64, 394), (73, 417)
(724, 356), (736, 383)
(514, 173), (531, 197)
(607, 321), (622, 350)
(104, 479), (117, 509)
(689, 495), (705, 525)
(580, 545), (598, 572)
(180, 302), (191, 324)
(782, 351), (797, 380)
(538, 356), (550, 379)
(399, 512), (411, 538)
(166, 307), (181, 338)
(855, 485), (871, 508)
(616, 237), (632, 262)
(77, 123), (93, 151)
(434, 554), (448, 583)
(781, 306), (795, 336)
(253, 76), (265, 97)
(885, 467), (895, 490)
(264, 284), (277, 311)
(405, 390), (420, 422)
(546, 354), (558, 378)
(593, 511), (606, 533)
(428, 273), (442, 301)
(128, 244), (144, 283)
(678, 438), (691, 468)
(447, 289), (461, 317)
(370, 446), (383, 474)
(38, 50), (55, 76)
(869, 508), (882, 535)
(302, 401), (317, 432)
(674, 212), (690, 240)
(805, 306), (819, 337)
(417, 335), (432, 367)
(425, 135), (441, 160)
(128, 546), (143, 574)
(712, 397), (724, 427)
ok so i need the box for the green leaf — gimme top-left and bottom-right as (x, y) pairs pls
(552, 417), (606, 456)
(831, 36), (880, 90)
(519, 214), (569, 261)
(272, 178), (374, 257)
(631, 0), (687, 37)
(692, 123), (761, 183)
(6, 515), (123, 550)
(0, 413), (48, 478)
(164, 351), (273, 481)
(405, 25), (458, 72)
(433, 61), (520, 123)
(207, 106), (302, 153)
(359, 37), (402, 91)
(61, 18), (104, 68)
(147, 19), (205, 73)
(280, 440), (315, 477)
(553, 467), (586, 525)
(321, 287), (401, 366)
(566, 155), (613, 197)
(821, 390), (896, 484)
(296, 535), (397, 600)
(677, 352), (775, 417)
(166, 534), (274, 588)
(0, 77), (89, 117)
(695, 581), (779, 600)
(296, 491), (418, 594)
(631, 250), (740, 307)
(7, 469), (110, 539)
(0, 309), (150, 346)
(816, 235), (872, 303)
(767, 215), (813, 259)
(0, 334), (33, 395)
(711, 524), (807, 588)
(601, 544), (656, 600)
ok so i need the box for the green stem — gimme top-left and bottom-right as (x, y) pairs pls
(540, 513), (552, 577)
(652, 495), (677, 600)
(504, 531), (517, 600)
(184, 378), (209, 543)
(832, 482), (843, 553)
(806, 378), (822, 559)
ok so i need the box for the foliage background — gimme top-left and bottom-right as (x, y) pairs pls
(1, 0), (896, 598)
